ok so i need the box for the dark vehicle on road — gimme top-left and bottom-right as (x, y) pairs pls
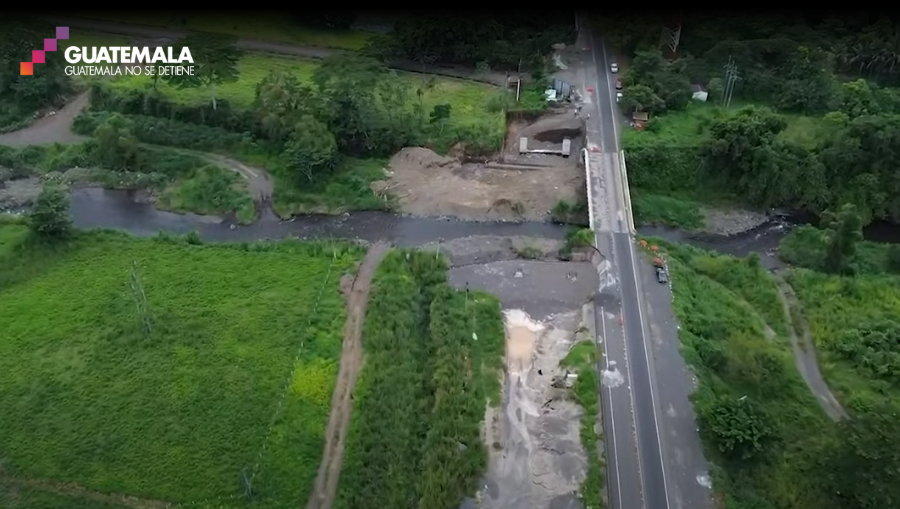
(615, 78), (622, 90)
(656, 266), (668, 284)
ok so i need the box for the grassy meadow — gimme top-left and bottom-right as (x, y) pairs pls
(0, 225), (364, 507)
(105, 52), (505, 132)
(622, 101), (826, 149)
(52, 11), (373, 50)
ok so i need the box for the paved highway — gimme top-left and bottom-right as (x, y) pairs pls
(576, 15), (670, 509)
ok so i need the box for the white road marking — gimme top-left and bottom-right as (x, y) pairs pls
(599, 305), (623, 509)
(591, 28), (673, 509)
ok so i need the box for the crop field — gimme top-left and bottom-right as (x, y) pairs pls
(51, 10), (372, 50)
(622, 101), (824, 149)
(106, 53), (505, 130)
(0, 225), (365, 508)
(337, 249), (505, 509)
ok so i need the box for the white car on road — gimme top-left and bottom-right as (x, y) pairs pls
(616, 92), (623, 102)
(610, 62), (618, 73)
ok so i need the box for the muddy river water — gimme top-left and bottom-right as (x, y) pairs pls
(58, 187), (894, 259)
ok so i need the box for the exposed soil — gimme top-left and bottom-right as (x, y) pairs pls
(0, 91), (89, 147)
(375, 147), (582, 222)
(772, 273), (848, 421)
(304, 242), (391, 509)
(476, 309), (589, 509)
(502, 113), (585, 166)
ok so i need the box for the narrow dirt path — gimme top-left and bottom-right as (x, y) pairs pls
(304, 242), (391, 509)
(772, 273), (848, 421)
(1, 476), (171, 509)
(0, 90), (275, 207)
(0, 91), (89, 147)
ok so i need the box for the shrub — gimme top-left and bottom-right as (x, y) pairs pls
(74, 111), (252, 152)
(624, 145), (703, 193)
(89, 83), (258, 135)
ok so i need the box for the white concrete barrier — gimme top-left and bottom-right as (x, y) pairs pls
(583, 148), (595, 232)
(619, 150), (636, 235)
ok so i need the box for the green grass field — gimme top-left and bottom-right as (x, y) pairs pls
(53, 11), (372, 50)
(105, 53), (505, 132)
(622, 101), (825, 149)
(0, 226), (364, 507)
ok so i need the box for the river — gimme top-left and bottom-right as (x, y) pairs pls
(6, 187), (897, 260)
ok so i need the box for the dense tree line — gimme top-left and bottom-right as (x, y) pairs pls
(364, 13), (576, 72)
(0, 17), (74, 130)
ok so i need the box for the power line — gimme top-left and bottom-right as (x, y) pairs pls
(722, 56), (741, 109)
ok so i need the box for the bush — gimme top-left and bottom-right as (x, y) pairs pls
(28, 185), (72, 240)
(625, 145), (703, 193)
(89, 83), (258, 135)
(74, 111), (252, 152)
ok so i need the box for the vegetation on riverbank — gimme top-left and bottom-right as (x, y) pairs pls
(0, 224), (365, 508)
(0, 141), (256, 222)
(561, 337), (605, 508)
(606, 14), (900, 228)
(646, 238), (833, 509)
(337, 249), (505, 509)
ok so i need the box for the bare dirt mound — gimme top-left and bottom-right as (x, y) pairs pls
(379, 147), (582, 222)
(304, 242), (391, 509)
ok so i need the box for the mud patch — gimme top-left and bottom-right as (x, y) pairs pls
(475, 310), (587, 509)
(378, 147), (582, 222)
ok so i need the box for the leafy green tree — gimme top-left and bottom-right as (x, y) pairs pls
(822, 203), (864, 275)
(620, 84), (665, 114)
(284, 115), (337, 183)
(253, 70), (312, 142)
(775, 46), (834, 114)
(429, 104), (451, 136)
(165, 34), (243, 110)
(29, 184), (72, 239)
(92, 113), (140, 170)
(702, 107), (794, 206)
(839, 79), (882, 118)
(698, 395), (775, 461)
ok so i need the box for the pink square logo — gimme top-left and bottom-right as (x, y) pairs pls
(44, 38), (57, 52)
(56, 26), (69, 39)
(32, 50), (45, 64)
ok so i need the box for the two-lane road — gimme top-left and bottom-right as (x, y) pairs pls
(578, 15), (670, 509)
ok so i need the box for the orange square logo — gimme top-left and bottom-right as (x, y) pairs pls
(20, 62), (33, 75)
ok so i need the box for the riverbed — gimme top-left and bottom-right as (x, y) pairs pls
(7, 187), (896, 260)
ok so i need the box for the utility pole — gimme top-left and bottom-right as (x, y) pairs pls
(722, 56), (740, 109)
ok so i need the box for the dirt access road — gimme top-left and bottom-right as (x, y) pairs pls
(0, 92), (275, 204)
(305, 242), (390, 509)
(773, 273), (848, 421)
